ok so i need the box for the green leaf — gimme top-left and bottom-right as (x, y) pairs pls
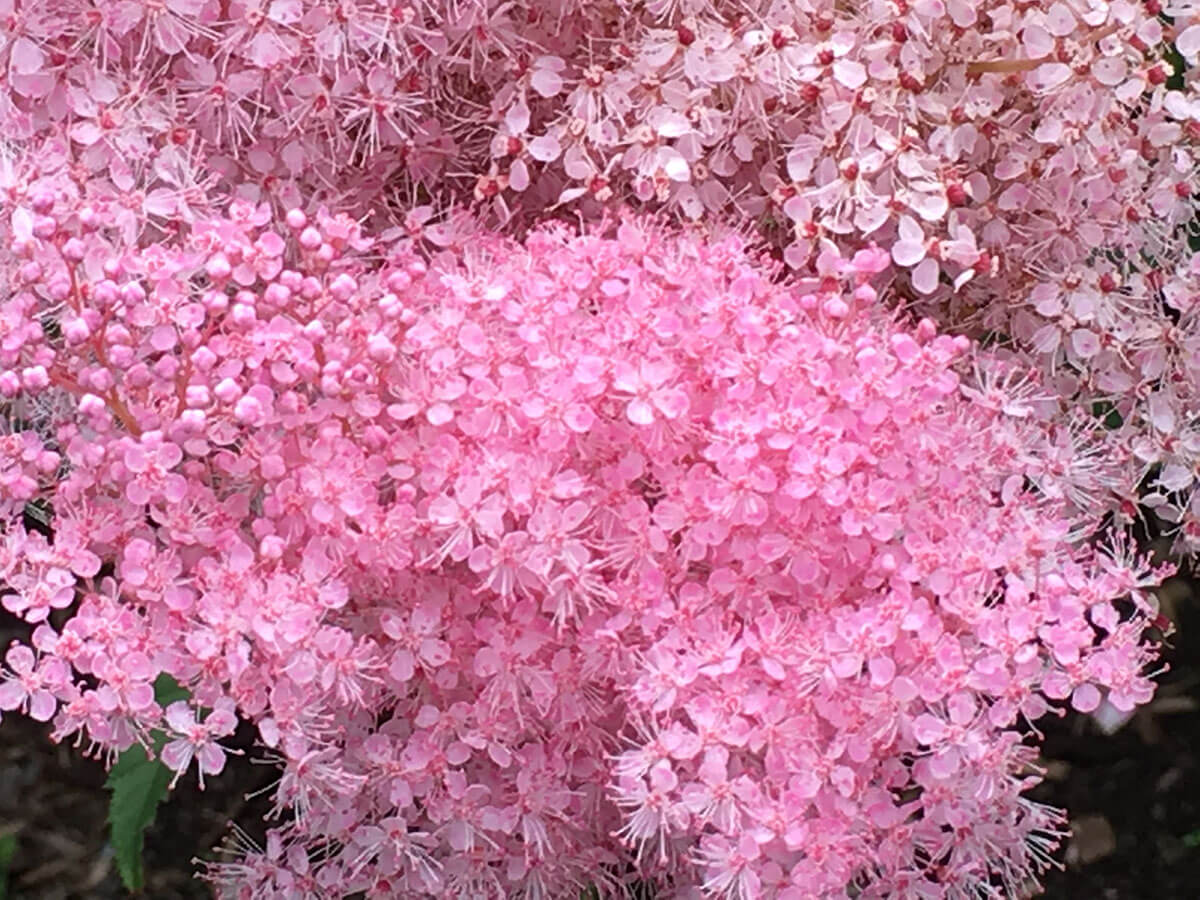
(0, 830), (16, 900)
(104, 674), (190, 893)
(106, 743), (174, 893)
(152, 673), (189, 708)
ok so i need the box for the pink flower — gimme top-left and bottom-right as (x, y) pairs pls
(160, 699), (239, 790)
(0, 645), (67, 722)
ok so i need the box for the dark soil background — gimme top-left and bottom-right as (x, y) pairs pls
(2, 575), (1199, 899)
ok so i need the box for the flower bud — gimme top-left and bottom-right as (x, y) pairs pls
(367, 334), (397, 363)
(214, 377), (242, 404)
(78, 393), (107, 416)
(63, 318), (91, 345)
(234, 395), (264, 424)
(206, 254), (233, 281)
(329, 273), (358, 301)
(21, 366), (50, 390)
(62, 237), (87, 262)
(32, 215), (57, 239)
(30, 191), (55, 214)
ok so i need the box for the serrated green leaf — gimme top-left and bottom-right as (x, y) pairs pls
(104, 674), (190, 893)
(106, 742), (174, 893)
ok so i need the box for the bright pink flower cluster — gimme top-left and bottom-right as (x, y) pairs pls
(6, 0), (1200, 549)
(0, 180), (1166, 896)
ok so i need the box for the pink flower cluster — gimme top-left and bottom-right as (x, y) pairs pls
(0, 187), (1165, 896)
(5, 0), (1200, 548)
(0, 0), (1186, 897)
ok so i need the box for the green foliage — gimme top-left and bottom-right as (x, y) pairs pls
(0, 830), (16, 900)
(104, 675), (188, 893)
(1092, 399), (1124, 430)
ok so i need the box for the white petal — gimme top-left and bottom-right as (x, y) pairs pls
(898, 214), (924, 243)
(10, 38), (44, 75)
(1092, 57), (1126, 87)
(892, 240), (927, 267)
(530, 67), (563, 98)
(504, 98), (530, 135)
(528, 134), (562, 162)
(911, 192), (948, 222)
(650, 107), (691, 138)
(1180, 25), (1200, 62)
(833, 59), (867, 90)
(912, 257), (940, 294)
(1030, 63), (1072, 92)
(1046, 2), (1076, 37)
(509, 159), (530, 192)
(660, 149), (690, 182)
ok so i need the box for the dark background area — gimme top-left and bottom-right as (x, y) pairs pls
(2, 575), (1199, 899)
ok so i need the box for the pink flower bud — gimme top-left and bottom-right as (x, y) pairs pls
(367, 334), (397, 363)
(234, 395), (264, 424)
(30, 191), (54, 214)
(299, 227), (322, 249)
(264, 283), (291, 307)
(259, 535), (286, 559)
(120, 282), (146, 304)
(378, 293), (402, 318)
(62, 237), (87, 262)
(206, 254), (233, 281)
(214, 378), (242, 404)
(93, 281), (120, 307)
(179, 409), (206, 432)
(329, 273), (358, 301)
(823, 297), (849, 318)
(186, 386), (211, 407)
(32, 215), (57, 239)
(63, 318), (91, 345)
(286, 209), (307, 230)
(231, 303), (257, 326)
(47, 278), (72, 302)
(300, 276), (323, 300)
(78, 393), (106, 416)
(191, 346), (218, 372)
(21, 366), (49, 390)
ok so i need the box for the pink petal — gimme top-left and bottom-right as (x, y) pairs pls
(11, 38), (45, 76)
(164, 700), (196, 732)
(0, 682), (26, 711)
(198, 744), (227, 776)
(912, 257), (940, 295)
(160, 740), (193, 774)
(29, 690), (57, 722)
(653, 388), (689, 420)
(1071, 683), (1102, 713)
(626, 399), (655, 426)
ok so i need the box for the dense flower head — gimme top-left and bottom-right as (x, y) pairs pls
(0, 192), (1166, 897)
(6, 0), (1200, 553)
